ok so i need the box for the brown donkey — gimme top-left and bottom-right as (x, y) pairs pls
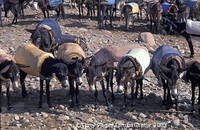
(149, 1), (163, 33)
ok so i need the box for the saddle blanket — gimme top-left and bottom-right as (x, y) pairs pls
(186, 19), (200, 35)
(57, 43), (86, 61)
(126, 2), (139, 14)
(100, 0), (116, 5)
(123, 48), (150, 74)
(187, 0), (197, 8)
(15, 44), (54, 76)
(161, 2), (170, 14)
(37, 18), (63, 45)
(49, 0), (63, 7)
(152, 45), (184, 76)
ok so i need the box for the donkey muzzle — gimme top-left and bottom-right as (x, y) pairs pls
(117, 85), (124, 93)
(89, 84), (95, 92)
(61, 80), (70, 88)
(171, 88), (178, 98)
(76, 77), (83, 85)
(12, 81), (19, 91)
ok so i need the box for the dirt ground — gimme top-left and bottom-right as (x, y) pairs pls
(0, 2), (200, 129)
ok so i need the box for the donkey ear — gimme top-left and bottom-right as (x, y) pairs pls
(160, 65), (171, 73)
(16, 64), (30, 68)
(25, 29), (35, 34)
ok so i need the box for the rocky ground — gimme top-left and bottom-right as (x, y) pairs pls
(0, 2), (200, 129)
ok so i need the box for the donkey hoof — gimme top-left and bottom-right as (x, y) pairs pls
(22, 92), (28, 98)
(48, 104), (52, 108)
(162, 100), (167, 105)
(7, 106), (12, 110)
(70, 103), (74, 108)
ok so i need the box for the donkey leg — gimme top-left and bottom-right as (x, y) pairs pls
(162, 78), (167, 105)
(139, 78), (143, 99)
(19, 70), (28, 98)
(60, 4), (65, 19)
(198, 85), (200, 104)
(100, 79), (109, 106)
(131, 80), (135, 107)
(94, 82), (98, 108)
(39, 79), (44, 108)
(75, 82), (80, 105)
(123, 82), (128, 107)
(135, 80), (139, 98)
(69, 77), (75, 107)
(6, 83), (11, 110)
(110, 70), (115, 102)
(42, 9), (47, 18)
(0, 81), (1, 112)
(167, 87), (173, 109)
(46, 80), (52, 107)
(191, 83), (195, 111)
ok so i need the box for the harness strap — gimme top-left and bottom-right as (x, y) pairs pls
(125, 56), (142, 77)
(40, 26), (58, 52)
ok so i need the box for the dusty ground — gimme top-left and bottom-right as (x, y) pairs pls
(0, 2), (200, 129)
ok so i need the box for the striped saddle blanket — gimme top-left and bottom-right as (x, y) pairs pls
(186, 19), (200, 35)
(49, 0), (63, 7)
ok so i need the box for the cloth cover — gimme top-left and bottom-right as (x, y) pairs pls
(57, 43), (86, 61)
(15, 44), (54, 76)
(186, 19), (200, 35)
(126, 2), (139, 14)
(123, 48), (150, 74)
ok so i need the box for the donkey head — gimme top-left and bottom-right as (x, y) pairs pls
(0, 61), (19, 90)
(69, 58), (85, 85)
(52, 61), (69, 88)
(160, 59), (180, 98)
(116, 57), (136, 89)
(31, 28), (54, 53)
(85, 57), (107, 92)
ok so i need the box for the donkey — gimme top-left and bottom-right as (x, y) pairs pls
(148, 1), (163, 32)
(15, 44), (69, 108)
(98, 0), (116, 28)
(0, 53), (19, 112)
(85, 0), (96, 17)
(152, 45), (185, 110)
(57, 43), (86, 107)
(30, 19), (82, 55)
(162, 17), (199, 57)
(120, 2), (140, 30)
(189, 2), (200, 21)
(183, 60), (200, 113)
(33, 0), (65, 19)
(75, 0), (85, 17)
(3, 0), (21, 24)
(115, 47), (150, 107)
(31, 18), (63, 55)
